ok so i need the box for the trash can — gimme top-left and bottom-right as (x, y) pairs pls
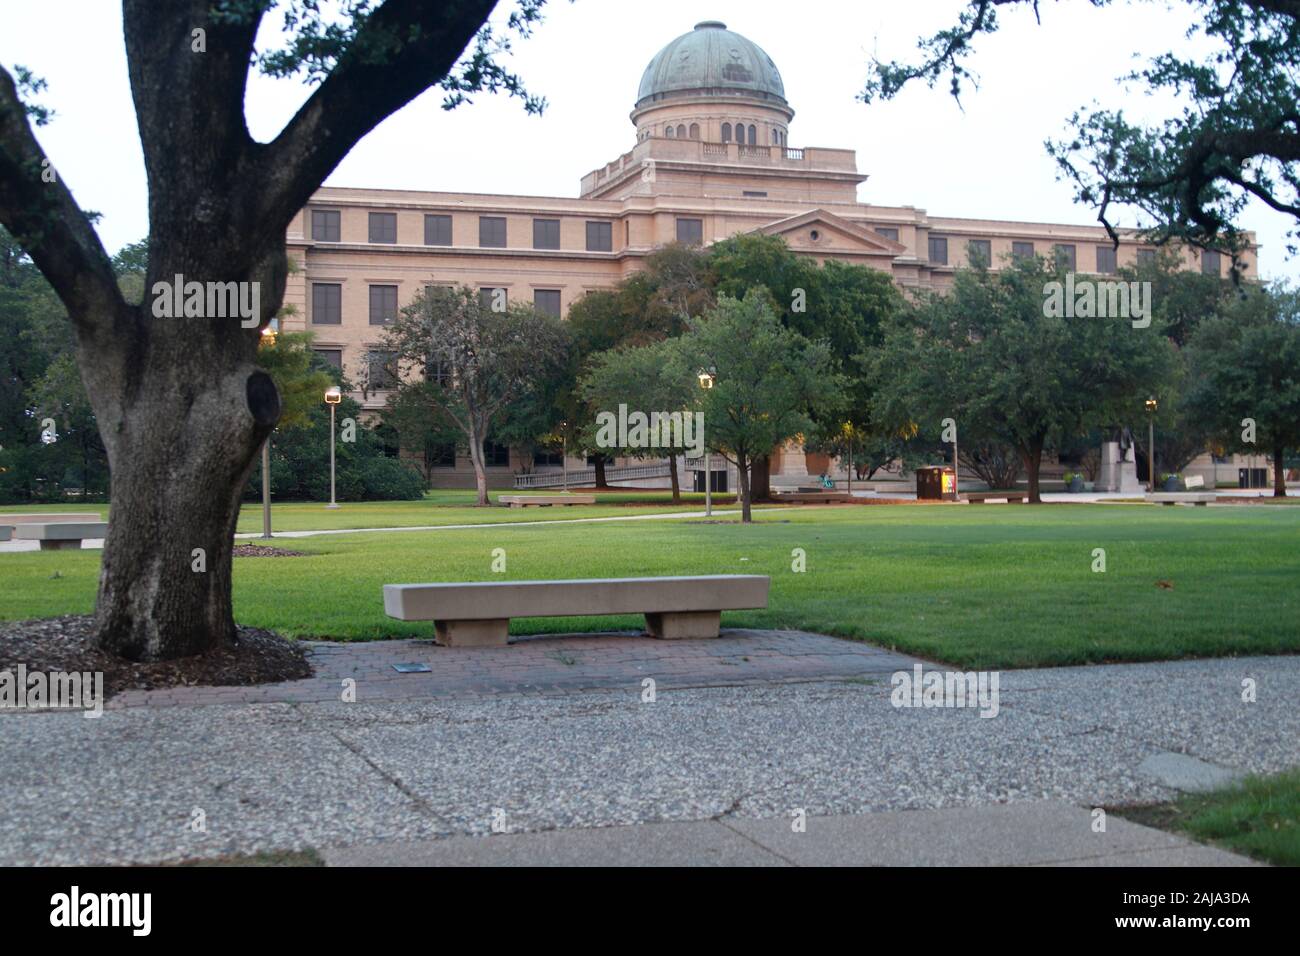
(916, 466), (957, 501)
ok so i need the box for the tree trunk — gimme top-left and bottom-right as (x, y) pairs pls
(750, 455), (772, 502)
(1021, 443), (1044, 503)
(1274, 444), (1287, 498)
(667, 451), (680, 502)
(736, 453), (752, 522)
(92, 305), (281, 661)
(593, 454), (609, 488)
(467, 431), (490, 506)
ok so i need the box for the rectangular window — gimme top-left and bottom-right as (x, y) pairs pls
(676, 218), (703, 245)
(367, 350), (397, 389)
(424, 214), (452, 246)
(483, 441), (510, 467)
(425, 441), (456, 468)
(369, 284), (398, 326)
(1201, 250), (1221, 276)
(585, 221), (612, 252)
(1012, 241), (1035, 260)
(928, 236), (948, 265)
(311, 283), (341, 325)
(311, 209), (340, 242)
(1095, 245), (1117, 274)
(479, 287), (507, 312)
(1136, 248), (1157, 266)
(425, 357), (450, 387)
(875, 227), (899, 242)
(968, 239), (992, 267)
(314, 348), (342, 370)
(533, 446), (563, 467)
(1054, 243), (1077, 271)
(479, 216), (507, 248)
(368, 212), (397, 244)
(742, 190), (768, 198)
(533, 218), (561, 250)
(534, 289), (562, 317)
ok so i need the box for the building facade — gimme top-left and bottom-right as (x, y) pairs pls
(281, 20), (1260, 489)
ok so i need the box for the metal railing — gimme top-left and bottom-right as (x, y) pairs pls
(513, 462), (672, 489)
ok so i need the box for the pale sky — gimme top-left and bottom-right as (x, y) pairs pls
(3, 0), (1296, 279)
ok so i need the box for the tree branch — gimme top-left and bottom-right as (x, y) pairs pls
(256, 0), (498, 230)
(0, 64), (129, 341)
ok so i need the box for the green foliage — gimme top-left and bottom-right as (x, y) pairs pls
(578, 339), (696, 458)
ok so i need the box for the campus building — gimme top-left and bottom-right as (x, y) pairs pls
(281, 20), (1262, 490)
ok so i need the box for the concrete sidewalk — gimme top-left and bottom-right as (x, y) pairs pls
(323, 802), (1256, 867)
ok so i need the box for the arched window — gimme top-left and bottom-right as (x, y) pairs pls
(748, 124), (757, 145)
(665, 125), (675, 138)
(721, 123), (731, 143)
(677, 124), (686, 138)
(689, 123), (700, 139)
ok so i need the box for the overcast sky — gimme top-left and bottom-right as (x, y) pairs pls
(3, 0), (1295, 279)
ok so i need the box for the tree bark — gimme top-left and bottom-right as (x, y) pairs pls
(1021, 442), (1044, 503)
(750, 455), (772, 501)
(593, 454), (609, 488)
(467, 430), (490, 506)
(1274, 444), (1287, 497)
(736, 453), (752, 522)
(667, 451), (680, 502)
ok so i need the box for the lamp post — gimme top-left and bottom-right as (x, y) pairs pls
(259, 320), (278, 538)
(560, 421), (568, 491)
(698, 369), (715, 516)
(845, 423), (853, 497)
(1145, 397), (1159, 493)
(325, 385), (342, 509)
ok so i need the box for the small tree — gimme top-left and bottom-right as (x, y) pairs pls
(667, 291), (843, 522)
(1186, 284), (1300, 496)
(578, 340), (697, 501)
(377, 285), (569, 506)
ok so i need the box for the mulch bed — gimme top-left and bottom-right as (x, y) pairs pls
(0, 616), (312, 700)
(233, 544), (308, 557)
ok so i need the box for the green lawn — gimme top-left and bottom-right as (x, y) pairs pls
(1, 489), (737, 533)
(3, 502), (1298, 668)
(1117, 770), (1300, 866)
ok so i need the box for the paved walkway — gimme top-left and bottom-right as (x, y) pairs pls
(1, 629), (1293, 866)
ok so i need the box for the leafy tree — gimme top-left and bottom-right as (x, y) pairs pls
(863, 0), (1300, 266)
(1185, 283), (1300, 496)
(0, 1), (548, 660)
(667, 291), (844, 521)
(871, 256), (1174, 501)
(377, 285), (570, 506)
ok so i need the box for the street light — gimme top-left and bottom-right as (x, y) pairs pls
(559, 420), (568, 491)
(258, 319), (279, 538)
(324, 385), (343, 510)
(1145, 397), (1159, 493)
(698, 370), (715, 517)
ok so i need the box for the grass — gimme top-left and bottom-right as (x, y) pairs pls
(3, 502), (1298, 669)
(1, 489), (738, 533)
(1115, 770), (1300, 866)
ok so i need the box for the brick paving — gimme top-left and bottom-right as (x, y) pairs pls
(105, 628), (922, 709)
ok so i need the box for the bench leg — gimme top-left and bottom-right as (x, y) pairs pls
(434, 618), (510, 647)
(645, 610), (722, 640)
(38, 540), (81, 550)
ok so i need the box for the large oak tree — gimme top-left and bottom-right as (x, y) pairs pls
(0, 0), (544, 660)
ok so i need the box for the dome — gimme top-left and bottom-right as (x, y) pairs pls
(635, 21), (787, 110)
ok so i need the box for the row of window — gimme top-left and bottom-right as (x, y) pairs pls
(311, 209), (617, 252)
(653, 123), (787, 145)
(310, 283), (567, 327)
(924, 237), (1221, 275)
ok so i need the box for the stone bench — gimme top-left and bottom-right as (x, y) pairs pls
(498, 494), (597, 508)
(775, 491), (851, 503)
(384, 574), (770, 647)
(962, 492), (1028, 503)
(13, 521), (109, 550)
(0, 512), (101, 527)
(1146, 492), (1216, 506)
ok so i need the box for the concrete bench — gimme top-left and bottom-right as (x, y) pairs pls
(14, 521), (109, 550)
(498, 494), (597, 508)
(962, 492), (1028, 503)
(0, 512), (101, 526)
(775, 491), (851, 503)
(1146, 492), (1216, 506)
(384, 574), (770, 647)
